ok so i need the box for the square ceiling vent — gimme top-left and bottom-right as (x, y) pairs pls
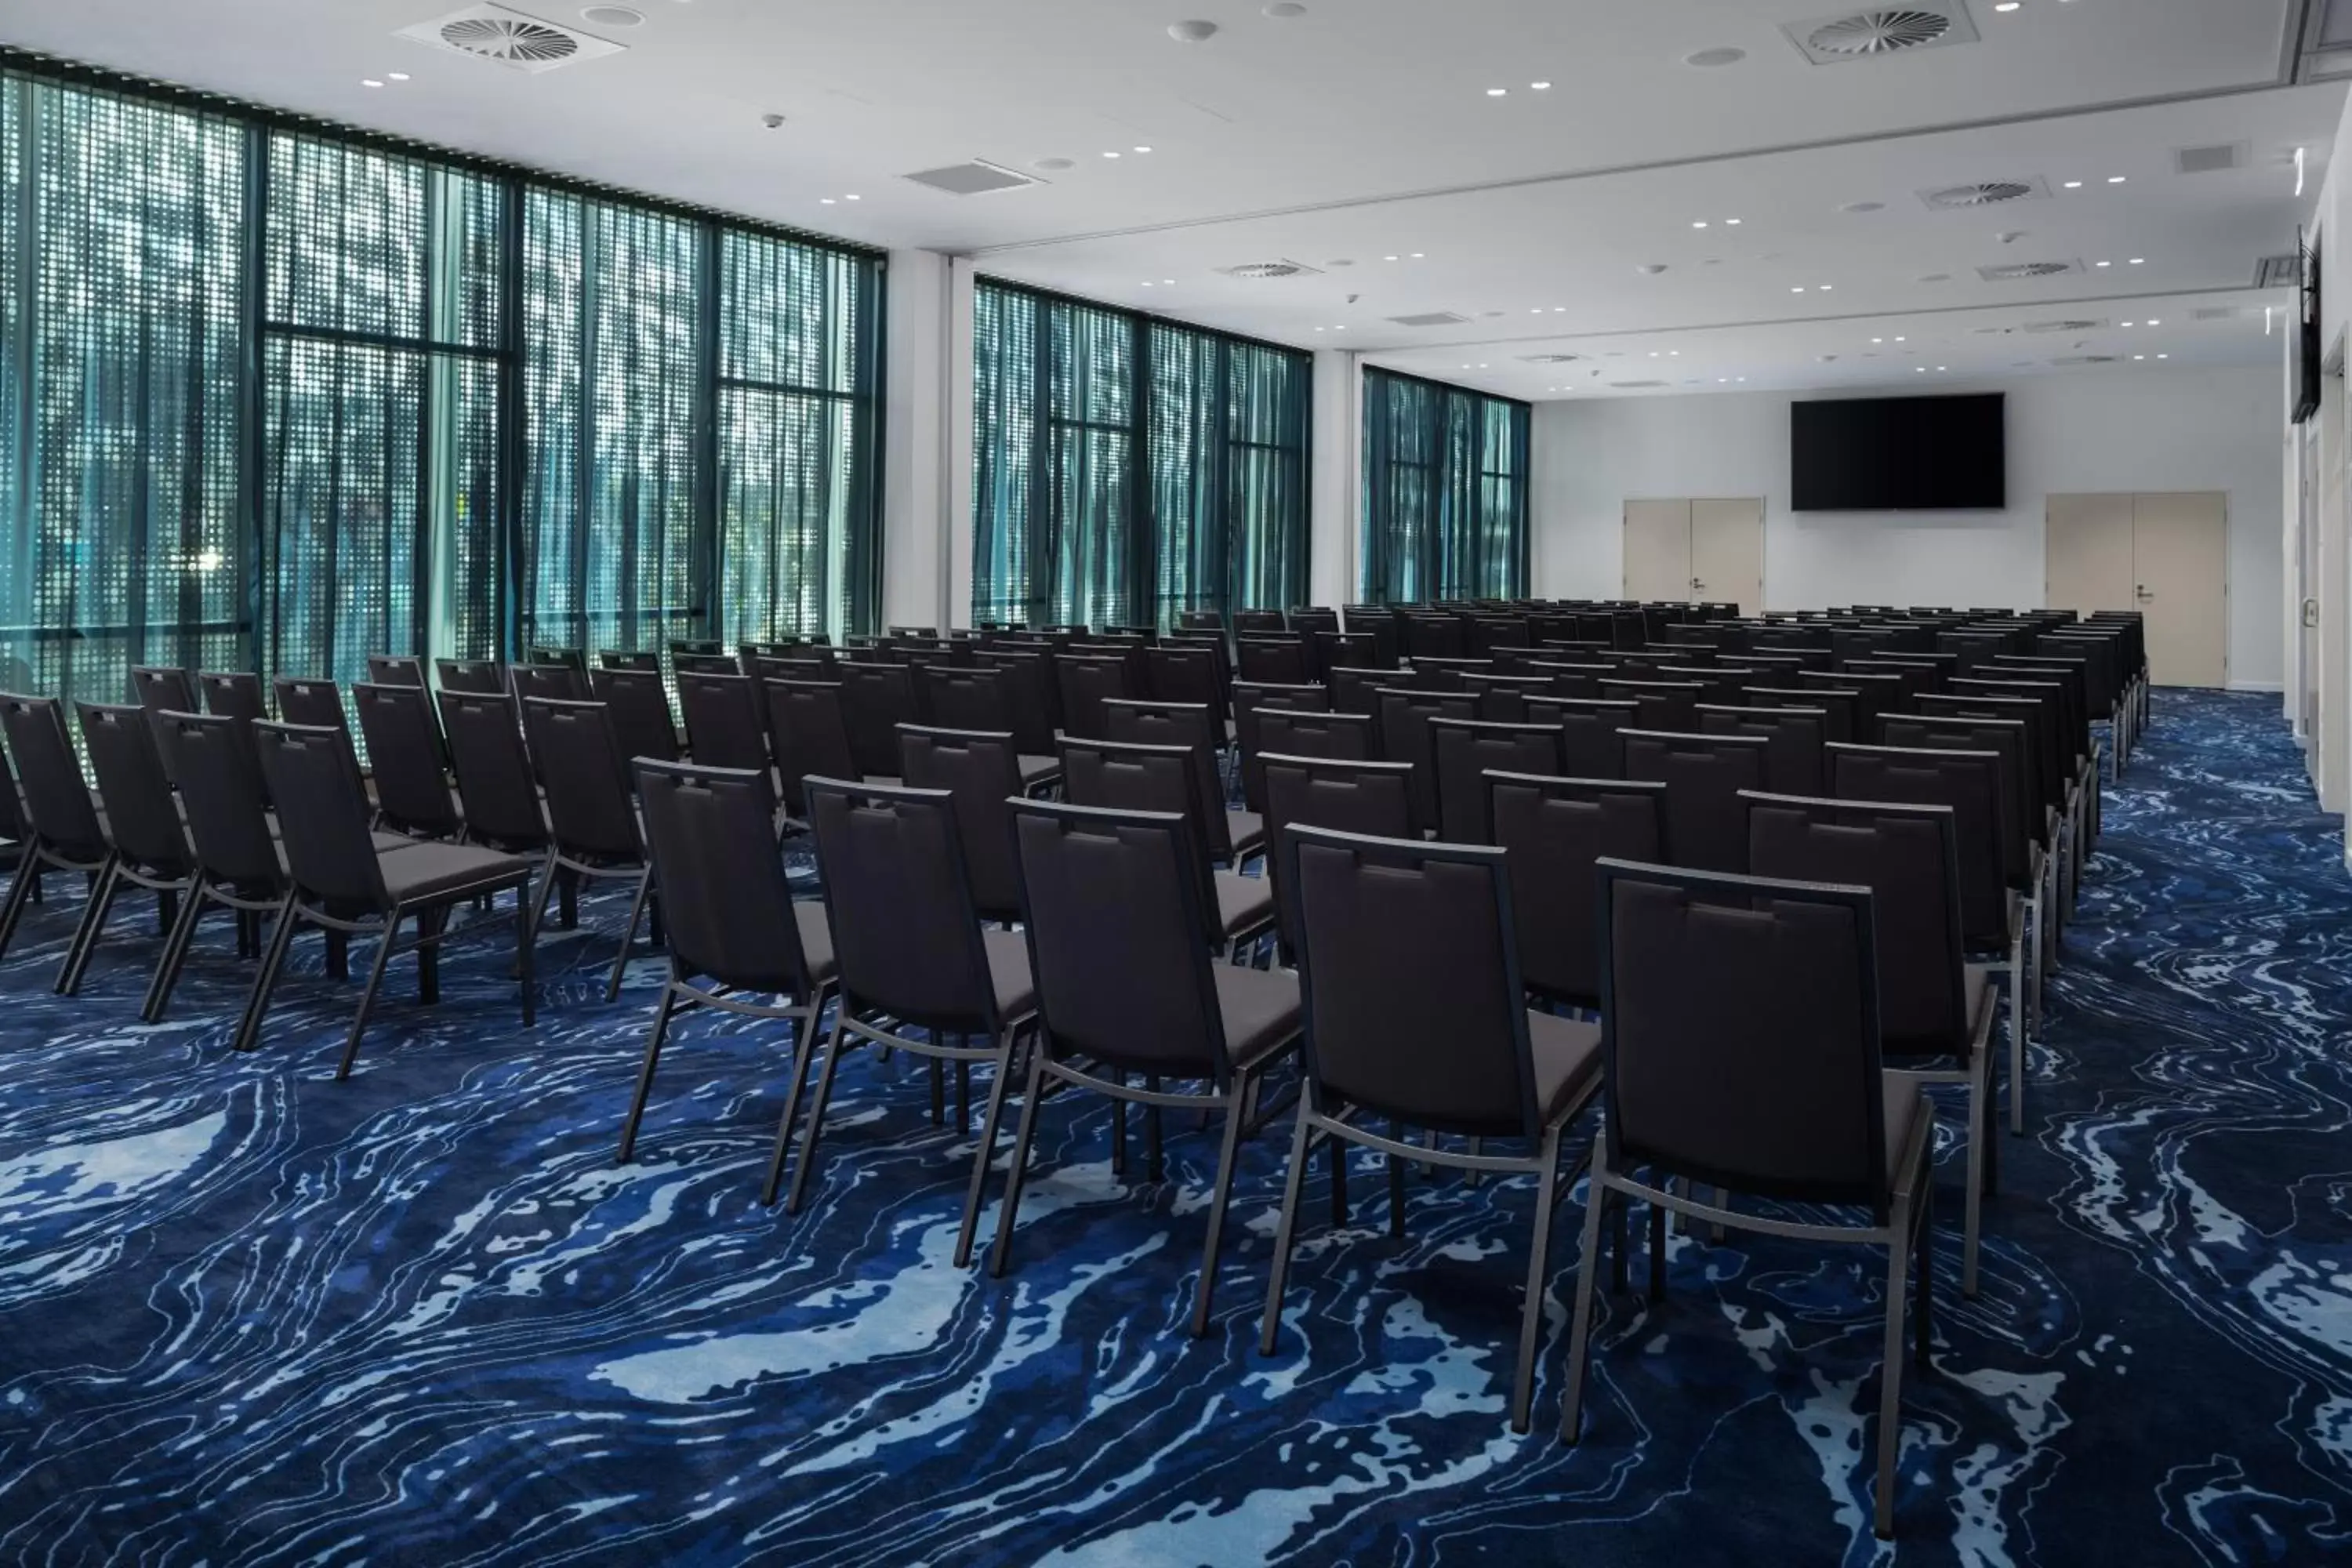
(1386, 311), (1468, 328)
(901, 162), (1042, 196)
(396, 5), (626, 72)
(1782, 7), (1979, 65)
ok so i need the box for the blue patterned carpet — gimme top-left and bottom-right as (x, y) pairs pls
(5, 690), (2352, 1566)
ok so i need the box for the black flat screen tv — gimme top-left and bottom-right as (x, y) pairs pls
(1791, 392), (2006, 511)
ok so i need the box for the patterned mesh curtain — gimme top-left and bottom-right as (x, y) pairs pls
(974, 279), (1310, 630)
(1359, 367), (1529, 604)
(0, 77), (245, 710)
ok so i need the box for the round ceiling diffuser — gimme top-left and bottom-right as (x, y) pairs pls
(1222, 262), (1305, 279)
(441, 16), (580, 63)
(1807, 9), (1953, 56)
(1983, 261), (2073, 280)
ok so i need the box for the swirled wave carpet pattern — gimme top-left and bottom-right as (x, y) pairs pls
(2, 688), (2350, 1566)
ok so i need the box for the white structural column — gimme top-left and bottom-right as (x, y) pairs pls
(1309, 350), (1360, 610)
(879, 249), (974, 631)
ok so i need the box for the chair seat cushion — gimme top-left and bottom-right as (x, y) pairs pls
(1018, 754), (1062, 788)
(1226, 809), (1266, 861)
(793, 900), (839, 985)
(981, 927), (1038, 1020)
(376, 840), (532, 903)
(1213, 964), (1302, 1068)
(1528, 1009), (1602, 1124)
(1213, 869), (1276, 939)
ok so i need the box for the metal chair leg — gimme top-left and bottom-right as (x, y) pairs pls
(336, 913), (402, 1080)
(1257, 1107), (1319, 1356)
(231, 894), (300, 1054)
(784, 1013), (852, 1214)
(987, 1048), (1052, 1278)
(1189, 1072), (1254, 1336)
(953, 1026), (1023, 1269)
(605, 869), (655, 1003)
(56, 858), (122, 996)
(1558, 1154), (1613, 1443)
(760, 1004), (823, 1206)
(0, 857), (42, 967)
(1508, 1124), (1566, 1434)
(1387, 1118), (1408, 1240)
(142, 884), (208, 1022)
(516, 884), (536, 1027)
(1873, 1205), (1915, 1541)
(617, 983), (681, 1164)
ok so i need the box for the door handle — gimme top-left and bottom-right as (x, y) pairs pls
(2305, 597), (2321, 628)
(2136, 584), (2154, 601)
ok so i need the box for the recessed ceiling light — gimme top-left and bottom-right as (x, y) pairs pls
(1478, 363), (1489, 368)
(1264, 2), (1307, 16)
(1410, 252), (1425, 259)
(1163, 278), (1175, 285)
(2129, 257), (2144, 265)
(2122, 321), (2135, 327)
(1134, 146), (1153, 154)
(2095, 260), (2111, 267)
(1686, 46), (1747, 67)
(2158, 353), (2169, 359)
(387, 72), (411, 81)
(1871, 337), (1884, 343)
(2133, 354), (2145, 361)
(1553, 307), (1566, 313)
(1140, 281), (1154, 288)
(1333, 326), (1346, 332)
(1314, 326), (1325, 332)
(362, 78), (385, 87)
(1486, 88), (1508, 96)
(1533, 308), (1545, 314)
(583, 3), (646, 22)
(1916, 367), (1927, 372)
(2107, 175), (2126, 183)
(1669, 350), (1679, 355)
(1993, 1), (2019, 10)
(1168, 20), (1220, 42)
(1383, 255), (1399, 261)
(1718, 377), (1730, 383)
(1531, 81), (1552, 90)
(1102, 151), (1121, 158)
(1034, 157), (1076, 172)
(1725, 218), (1742, 226)
(1650, 351), (1660, 358)
(1936, 366), (1947, 372)
(1737, 376), (1746, 383)
(2063, 180), (2083, 189)
(844, 194), (860, 201)
(1895, 336), (1907, 342)
(1819, 284), (1833, 291)
(2146, 318), (2160, 325)
(820, 198), (836, 205)
(1693, 220), (1710, 229)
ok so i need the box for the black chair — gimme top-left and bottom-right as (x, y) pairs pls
(1232, 681), (1329, 814)
(781, 779), (1039, 1269)
(1058, 735), (1276, 958)
(1560, 858), (1934, 1542)
(919, 666), (1063, 792)
(673, 652), (739, 677)
(246, 720), (535, 1076)
(434, 658), (506, 696)
(1696, 703), (1828, 796)
(67, 702), (201, 998)
(523, 698), (659, 1001)
(669, 638), (724, 659)
(1430, 717), (1566, 844)
(972, 650), (1062, 757)
(1374, 688), (1476, 837)
(762, 679), (859, 818)
(834, 662), (921, 780)
(439, 691), (553, 862)
(511, 662), (591, 706)
(1260, 754), (1416, 962)
(620, 758), (837, 1169)
(1264, 826), (1600, 1433)
(1144, 646), (1226, 741)
(273, 677), (348, 735)
(1745, 790), (1996, 1294)
(0, 695), (117, 985)
(1485, 773), (1666, 1011)
(1620, 729), (1769, 874)
(898, 724), (1029, 924)
(1599, 679), (1702, 732)
(590, 666), (684, 778)
(1257, 708), (1374, 764)
(1054, 653), (1133, 742)
(353, 683), (465, 841)
(1237, 637), (1311, 687)
(1461, 673), (1553, 723)
(1103, 699), (1262, 866)
(368, 655), (426, 688)
(528, 646), (586, 672)
(600, 649), (662, 673)
(146, 710), (303, 1022)
(677, 670), (774, 777)
(992, 799), (1304, 1330)
(1524, 695), (1638, 779)
(129, 666), (199, 782)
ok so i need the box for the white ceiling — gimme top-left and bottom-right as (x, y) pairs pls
(2, 0), (2342, 397)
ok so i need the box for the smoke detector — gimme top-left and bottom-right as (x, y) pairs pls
(1785, 8), (1976, 64)
(1918, 178), (2048, 210)
(1219, 260), (1323, 280)
(396, 4), (626, 71)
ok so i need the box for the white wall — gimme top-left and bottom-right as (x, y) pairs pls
(1531, 365), (2286, 689)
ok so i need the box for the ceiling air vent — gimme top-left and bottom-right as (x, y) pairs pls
(2256, 253), (2303, 289)
(1976, 260), (2079, 281)
(1519, 353), (1582, 364)
(1610, 380), (1668, 390)
(1785, 7), (1976, 64)
(1919, 178), (2045, 210)
(2174, 143), (2248, 176)
(2025, 318), (2108, 334)
(2191, 307), (2241, 322)
(1386, 310), (1469, 328)
(2051, 354), (2122, 367)
(901, 162), (1042, 196)
(395, 4), (626, 72)
(1218, 260), (1323, 281)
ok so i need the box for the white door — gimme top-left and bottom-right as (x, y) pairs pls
(2131, 492), (2228, 688)
(1690, 497), (1766, 616)
(1624, 500), (1692, 602)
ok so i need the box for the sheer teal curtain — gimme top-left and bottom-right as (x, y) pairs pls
(1359, 368), (1528, 603)
(973, 279), (1310, 630)
(0, 55), (884, 742)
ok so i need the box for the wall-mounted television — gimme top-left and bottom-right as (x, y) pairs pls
(1791, 392), (2007, 511)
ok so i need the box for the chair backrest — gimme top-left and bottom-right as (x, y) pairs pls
(1620, 729), (1769, 873)
(1261, 753), (1416, 958)
(830, 662), (920, 777)
(78, 702), (191, 872)
(1599, 858), (1891, 1214)
(163, 710), (281, 889)
(600, 648), (662, 673)
(1402, 615), (1468, 660)
(1696, 703), (1828, 796)
(1877, 713), (2030, 879)
(1744, 791), (1967, 1056)
(1598, 678), (1703, 732)
(1458, 672), (1552, 723)
(272, 677), (348, 733)
(366, 655), (425, 688)
(589, 666), (682, 776)
(1258, 707), (1374, 764)
(1234, 609), (1287, 637)
(353, 682), (464, 839)
(1487, 773), (1665, 1007)
(435, 658), (507, 696)
(677, 670), (772, 775)
(1374, 687), (1476, 835)
(528, 645), (586, 672)
(1524, 694), (1636, 779)
(253, 720), (390, 910)
(806, 778), (1003, 1031)
(673, 652), (739, 677)
(635, 758), (815, 994)
(1930, 687), (2064, 815)
(522, 698), (641, 862)
(669, 638), (724, 658)
(1429, 717), (1566, 844)
(918, 665), (1013, 739)
(760, 679), (856, 818)
(437, 691), (550, 851)
(1101, 699), (1230, 857)
(1053, 654), (1132, 742)
(971, 649), (1061, 755)
(511, 662), (591, 706)
(197, 670), (273, 801)
(1232, 680), (1329, 813)
(0, 694), (104, 858)
(1058, 735), (1222, 942)
(1827, 742), (2009, 950)
(1236, 637), (1311, 686)
(1142, 646), (1226, 742)
(129, 666), (198, 782)
(1286, 826), (1541, 1138)
(1746, 684), (1853, 743)
(898, 724), (1027, 923)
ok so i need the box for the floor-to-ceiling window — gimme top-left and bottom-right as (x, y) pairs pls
(0, 53), (884, 728)
(1358, 367), (1528, 604)
(972, 279), (1309, 630)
